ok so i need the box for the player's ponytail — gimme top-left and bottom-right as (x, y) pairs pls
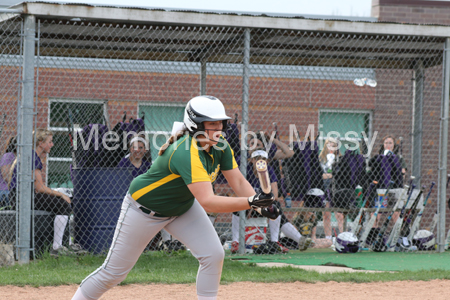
(159, 132), (185, 156)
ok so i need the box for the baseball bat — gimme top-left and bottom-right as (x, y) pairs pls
(0, 114), (6, 141)
(406, 176), (416, 197)
(351, 181), (377, 235)
(371, 185), (409, 251)
(386, 183), (416, 249)
(256, 159), (271, 194)
(429, 175), (450, 232)
(273, 122), (278, 140)
(407, 182), (435, 241)
(399, 186), (425, 238)
(429, 210), (439, 233)
(254, 159), (276, 218)
(359, 181), (395, 248)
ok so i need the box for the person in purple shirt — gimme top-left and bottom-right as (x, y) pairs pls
(9, 129), (85, 257)
(0, 136), (16, 206)
(117, 135), (152, 178)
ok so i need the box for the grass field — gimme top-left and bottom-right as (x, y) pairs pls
(1, 250), (450, 287)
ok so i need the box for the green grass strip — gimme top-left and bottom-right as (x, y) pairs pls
(1, 250), (450, 287)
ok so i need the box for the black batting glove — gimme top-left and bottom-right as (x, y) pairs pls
(254, 204), (280, 220)
(248, 191), (274, 209)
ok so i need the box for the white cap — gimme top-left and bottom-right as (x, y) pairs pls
(251, 150), (268, 159)
(306, 188), (324, 196)
(129, 137), (149, 149)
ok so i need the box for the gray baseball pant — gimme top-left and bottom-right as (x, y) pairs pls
(73, 194), (224, 299)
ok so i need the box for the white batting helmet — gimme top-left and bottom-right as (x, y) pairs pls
(183, 96), (231, 135)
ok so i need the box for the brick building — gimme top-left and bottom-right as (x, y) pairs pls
(372, 0), (450, 25)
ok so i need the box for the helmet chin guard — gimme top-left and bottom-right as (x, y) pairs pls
(183, 95), (231, 137)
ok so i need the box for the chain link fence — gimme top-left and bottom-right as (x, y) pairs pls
(0, 14), (22, 266)
(0, 13), (449, 265)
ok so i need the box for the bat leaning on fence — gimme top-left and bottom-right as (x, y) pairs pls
(386, 183), (417, 250)
(399, 186), (425, 238)
(429, 176), (450, 233)
(371, 184), (409, 252)
(359, 181), (395, 249)
(407, 182), (435, 241)
(350, 181), (377, 236)
(0, 114), (6, 141)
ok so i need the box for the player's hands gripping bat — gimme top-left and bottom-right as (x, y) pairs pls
(254, 204), (280, 220)
(248, 192), (274, 208)
(248, 159), (274, 208)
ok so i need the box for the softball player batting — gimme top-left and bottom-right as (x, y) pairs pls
(72, 96), (280, 300)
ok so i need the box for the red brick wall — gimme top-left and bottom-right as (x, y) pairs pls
(23, 67), (375, 140)
(372, 0), (450, 24)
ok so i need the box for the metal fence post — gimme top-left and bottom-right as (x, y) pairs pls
(412, 60), (424, 187)
(238, 28), (251, 255)
(200, 58), (207, 95)
(18, 14), (36, 264)
(438, 38), (450, 253)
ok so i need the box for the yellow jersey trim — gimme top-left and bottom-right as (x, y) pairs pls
(190, 138), (211, 183)
(168, 135), (188, 174)
(131, 173), (181, 200)
(230, 148), (238, 169)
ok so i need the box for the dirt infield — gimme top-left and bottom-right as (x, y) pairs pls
(2, 280), (450, 299)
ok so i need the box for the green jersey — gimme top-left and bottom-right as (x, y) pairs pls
(128, 134), (237, 217)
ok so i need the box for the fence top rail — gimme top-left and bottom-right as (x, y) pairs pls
(13, 1), (450, 38)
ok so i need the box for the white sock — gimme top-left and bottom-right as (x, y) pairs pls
(72, 288), (89, 300)
(326, 236), (332, 240)
(269, 216), (281, 242)
(161, 228), (171, 241)
(232, 214), (240, 242)
(198, 296), (217, 300)
(281, 222), (302, 242)
(68, 215), (74, 246)
(53, 215), (68, 250)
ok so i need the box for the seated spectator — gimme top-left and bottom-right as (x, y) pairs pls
(117, 135), (152, 177)
(369, 134), (406, 228)
(9, 129), (86, 257)
(0, 136), (16, 207)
